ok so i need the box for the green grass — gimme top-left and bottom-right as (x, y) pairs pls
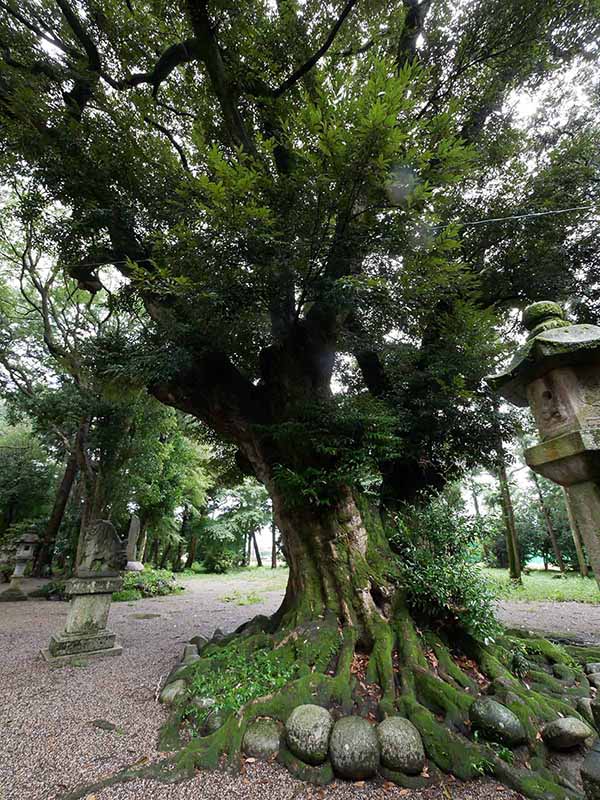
(219, 589), (263, 606)
(183, 565), (289, 591)
(484, 568), (599, 603)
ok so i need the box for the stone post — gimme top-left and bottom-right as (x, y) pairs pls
(489, 301), (600, 589)
(0, 530), (38, 601)
(125, 514), (144, 572)
(42, 520), (125, 663)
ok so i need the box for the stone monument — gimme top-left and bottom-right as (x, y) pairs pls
(0, 529), (38, 601)
(125, 514), (144, 572)
(489, 301), (600, 588)
(42, 520), (126, 662)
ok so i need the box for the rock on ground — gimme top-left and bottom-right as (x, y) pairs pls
(329, 716), (380, 780)
(286, 704), (333, 765)
(542, 717), (593, 750)
(469, 698), (527, 747)
(377, 717), (425, 774)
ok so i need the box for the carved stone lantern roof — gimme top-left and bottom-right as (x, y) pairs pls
(488, 301), (600, 407)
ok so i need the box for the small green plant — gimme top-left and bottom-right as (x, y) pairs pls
(112, 588), (143, 602)
(185, 639), (298, 731)
(489, 742), (515, 764)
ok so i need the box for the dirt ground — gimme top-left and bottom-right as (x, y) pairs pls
(1, 570), (598, 800)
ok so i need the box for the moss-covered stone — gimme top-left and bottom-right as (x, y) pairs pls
(285, 704), (333, 766)
(377, 716), (425, 774)
(243, 717), (282, 760)
(469, 698), (527, 746)
(329, 716), (380, 780)
(541, 717), (593, 750)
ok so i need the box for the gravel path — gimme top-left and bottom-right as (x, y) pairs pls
(3, 570), (597, 800)
(496, 600), (600, 644)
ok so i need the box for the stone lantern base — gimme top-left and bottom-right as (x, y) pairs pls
(125, 560), (144, 572)
(41, 575), (123, 663)
(0, 576), (28, 602)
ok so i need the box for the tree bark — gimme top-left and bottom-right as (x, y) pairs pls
(32, 445), (79, 576)
(530, 472), (565, 573)
(270, 483), (394, 646)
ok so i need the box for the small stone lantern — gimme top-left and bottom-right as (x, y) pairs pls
(0, 529), (39, 601)
(489, 301), (600, 588)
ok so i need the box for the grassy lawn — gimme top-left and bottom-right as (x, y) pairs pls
(182, 565), (290, 592)
(484, 568), (599, 603)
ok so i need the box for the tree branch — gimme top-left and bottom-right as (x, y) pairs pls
(273, 0), (360, 98)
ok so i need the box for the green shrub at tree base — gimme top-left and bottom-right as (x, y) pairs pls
(391, 486), (501, 644)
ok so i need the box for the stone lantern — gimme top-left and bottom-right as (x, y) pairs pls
(0, 529), (38, 601)
(489, 301), (600, 588)
(42, 520), (125, 662)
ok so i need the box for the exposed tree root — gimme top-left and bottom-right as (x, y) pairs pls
(149, 604), (598, 800)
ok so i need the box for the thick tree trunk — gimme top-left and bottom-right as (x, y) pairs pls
(32, 446), (79, 576)
(270, 483), (394, 646)
(530, 472), (565, 573)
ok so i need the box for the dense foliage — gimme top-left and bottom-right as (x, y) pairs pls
(391, 486), (501, 643)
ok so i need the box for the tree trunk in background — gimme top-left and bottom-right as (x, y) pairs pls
(252, 530), (262, 567)
(174, 540), (183, 572)
(138, 521), (148, 564)
(497, 460), (521, 583)
(563, 488), (590, 577)
(493, 401), (521, 583)
(32, 445), (79, 576)
(185, 531), (197, 568)
(530, 471), (565, 573)
(150, 537), (160, 566)
(470, 481), (491, 563)
(160, 544), (172, 569)
(244, 533), (251, 566)
(271, 519), (277, 569)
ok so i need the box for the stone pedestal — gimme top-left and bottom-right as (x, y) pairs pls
(42, 520), (126, 663)
(42, 576), (123, 662)
(125, 514), (143, 572)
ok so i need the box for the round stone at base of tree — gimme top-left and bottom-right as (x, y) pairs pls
(329, 716), (380, 780)
(469, 698), (527, 746)
(243, 717), (282, 760)
(582, 740), (600, 800)
(588, 674), (600, 690)
(286, 704), (333, 766)
(377, 717), (425, 774)
(159, 679), (186, 705)
(541, 717), (593, 750)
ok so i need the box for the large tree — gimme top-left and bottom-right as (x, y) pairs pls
(1, 1), (600, 795)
